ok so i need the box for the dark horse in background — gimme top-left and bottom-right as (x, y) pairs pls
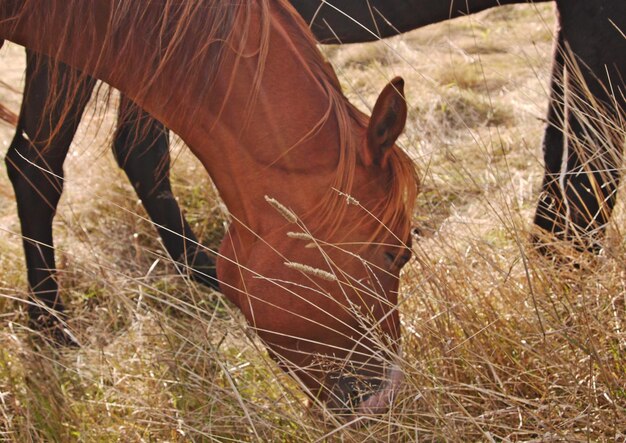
(3, 0), (625, 336)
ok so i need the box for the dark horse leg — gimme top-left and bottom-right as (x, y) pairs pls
(5, 51), (218, 340)
(534, 1), (625, 251)
(113, 98), (218, 288)
(533, 29), (569, 243)
(5, 51), (95, 339)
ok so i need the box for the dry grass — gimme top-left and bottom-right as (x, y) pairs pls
(1, 4), (625, 441)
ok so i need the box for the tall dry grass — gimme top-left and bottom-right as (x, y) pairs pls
(0, 3), (625, 441)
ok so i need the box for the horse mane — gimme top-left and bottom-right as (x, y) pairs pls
(273, 1), (419, 241)
(6, 0), (418, 241)
(8, 0), (250, 135)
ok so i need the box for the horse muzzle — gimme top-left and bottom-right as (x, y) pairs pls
(327, 363), (404, 416)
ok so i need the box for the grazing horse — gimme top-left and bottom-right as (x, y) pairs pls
(6, 1), (623, 337)
(295, 0), (626, 250)
(0, 0), (418, 413)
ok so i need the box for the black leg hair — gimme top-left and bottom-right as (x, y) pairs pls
(5, 51), (94, 335)
(535, 2), (625, 251)
(113, 97), (218, 289)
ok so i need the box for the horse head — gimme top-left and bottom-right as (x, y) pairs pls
(217, 77), (416, 415)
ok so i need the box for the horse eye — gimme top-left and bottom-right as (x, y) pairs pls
(384, 249), (412, 270)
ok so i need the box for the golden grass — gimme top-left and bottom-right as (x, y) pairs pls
(1, 4), (625, 441)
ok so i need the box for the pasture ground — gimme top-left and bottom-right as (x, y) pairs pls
(1, 4), (625, 441)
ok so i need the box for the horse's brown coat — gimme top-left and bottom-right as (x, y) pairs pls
(0, 0), (418, 410)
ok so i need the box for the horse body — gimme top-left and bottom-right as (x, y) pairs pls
(4, 1), (350, 224)
(1, 0), (417, 411)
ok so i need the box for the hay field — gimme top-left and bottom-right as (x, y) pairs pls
(1, 4), (625, 441)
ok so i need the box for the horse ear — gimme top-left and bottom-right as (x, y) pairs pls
(363, 77), (407, 166)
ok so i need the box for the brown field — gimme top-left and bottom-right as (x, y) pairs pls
(1, 4), (625, 441)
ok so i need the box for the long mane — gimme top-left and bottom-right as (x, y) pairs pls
(272, 1), (419, 239)
(3, 0), (418, 239)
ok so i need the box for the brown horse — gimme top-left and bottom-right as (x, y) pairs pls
(7, 1), (623, 333)
(295, 0), (626, 251)
(8, 1), (539, 347)
(0, 0), (418, 413)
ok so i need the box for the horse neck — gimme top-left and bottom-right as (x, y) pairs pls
(0, 0), (362, 235)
